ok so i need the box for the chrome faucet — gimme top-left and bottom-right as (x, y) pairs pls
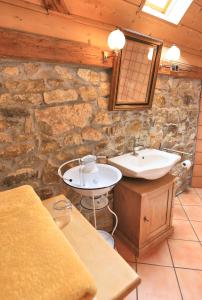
(133, 137), (145, 156)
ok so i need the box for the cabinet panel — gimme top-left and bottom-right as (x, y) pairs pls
(114, 185), (141, 246)
(114, 174), (175, 256)
(140, 184), (173, 245)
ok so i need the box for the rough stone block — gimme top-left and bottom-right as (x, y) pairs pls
(100, 72), (110, 82)
(44, 89), (78, 104)
(97, 97), (108, 110)
(82, 127), (103, 141)
(0, 133), (12, 143)
(63, 133), (82, 146)
(35, 103), (93, 135)
(90, 71), (100, 85)
(99, 82), (110, 97)
(4, 79), (44, 93)
(23, 63), (40, 75)
(42, 161), (60, 184)
(55, 65), (73, 79)
(77, 69), (91, 81)
(40, 139), (60, 154)
(2, 66), (19, 76)
(0, 107), (30, 117)
(0, 143), (34, 158)
(46, 79), (64, 89)
(94, 112), (111, 125)
(3, 168), (38, 186)
(79, 86), (97, 101)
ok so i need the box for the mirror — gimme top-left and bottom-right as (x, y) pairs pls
(109, 30), (163, 110)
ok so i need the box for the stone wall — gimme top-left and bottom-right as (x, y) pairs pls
(0, 60), (201, 229)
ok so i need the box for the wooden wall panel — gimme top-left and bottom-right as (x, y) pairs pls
(196, 140), (202, 152)
(192, 177), (202, 187)
(194, 152), (202, 164)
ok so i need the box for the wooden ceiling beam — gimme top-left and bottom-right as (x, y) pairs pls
(159, 66), (202, 80)
(43, 0), (69, 14)
(0, 0), (46, 13)
(0, 27), (201, 79)
(0, 28), (112, 68)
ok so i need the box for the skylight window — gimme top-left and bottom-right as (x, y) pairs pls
(145, 0), (172, 13)
(142, 0), (193, 25)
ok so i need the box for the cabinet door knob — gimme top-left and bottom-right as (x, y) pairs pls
(144, 216), (149, 222)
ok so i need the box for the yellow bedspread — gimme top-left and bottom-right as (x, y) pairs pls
(0, 185), (96, 300)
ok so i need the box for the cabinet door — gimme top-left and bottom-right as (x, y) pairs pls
(140, 183), (173, 245)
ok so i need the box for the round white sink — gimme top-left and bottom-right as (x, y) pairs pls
(63, 163), (122, 197)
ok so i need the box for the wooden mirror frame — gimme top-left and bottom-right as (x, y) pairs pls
(109, 30), (163, 111)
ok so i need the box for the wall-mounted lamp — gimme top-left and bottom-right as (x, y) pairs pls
(165, 45), (181, 71)
(103, 28), (126, 62)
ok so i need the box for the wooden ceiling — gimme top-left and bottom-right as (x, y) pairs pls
(0, 0), (202, 66)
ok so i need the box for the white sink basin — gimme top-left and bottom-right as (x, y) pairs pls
(108, 149), (181, 180)
(63, 164), (122, 197)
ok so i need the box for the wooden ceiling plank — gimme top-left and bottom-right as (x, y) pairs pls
(66, 0), (202, 54)
(121, 0), (142, 6)
(0, 0), (46, 13)
(23, 0), (44, 5)
(194, 0), (202, 7)
(43, 0), (69, 14)
(180, 2), (202, 34)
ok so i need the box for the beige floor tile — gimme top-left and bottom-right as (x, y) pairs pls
(173, 205), (188, 220)
(137, 264), (181, 300)
(124, 263), (138, 299)
(174, 196), (180, 205)
(178, 189), (202, 206)
(137, 240), (172, 266)
(168, 239), (202, 270)
(183, 205), (202, 221)
(115, 237), (136, 263)
(195, 188), (202, 196)
(191, 221), (202, 241)
(170, 219), (198, 241)
(176, 268), (202, 300)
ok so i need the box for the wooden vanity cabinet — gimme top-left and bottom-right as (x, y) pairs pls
(114, 174), (175, 257)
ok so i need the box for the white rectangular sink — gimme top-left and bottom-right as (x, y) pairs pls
(108, 149), (181, 180)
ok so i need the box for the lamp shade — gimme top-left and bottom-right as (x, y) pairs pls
(108, 29), (126, 51)
(165, 45), (181, 61)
